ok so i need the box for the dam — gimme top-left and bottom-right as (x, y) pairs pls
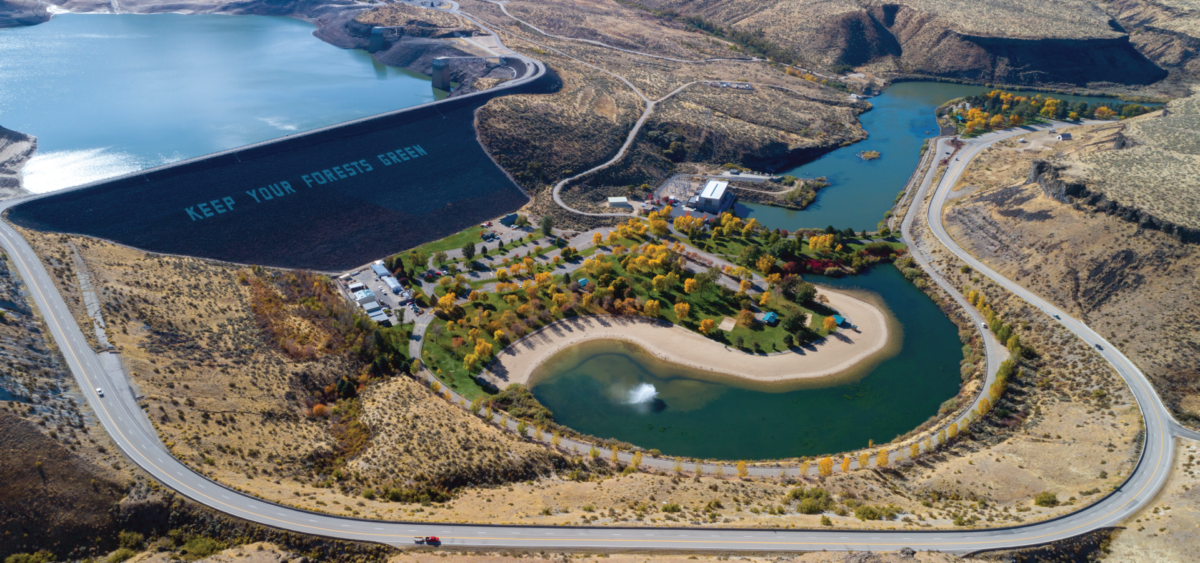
(7, 53), (555, 272)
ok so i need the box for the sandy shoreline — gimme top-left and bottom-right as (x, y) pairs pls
(486, 287), (893, 385)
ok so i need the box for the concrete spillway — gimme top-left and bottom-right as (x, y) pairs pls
(7, 59), (557, 272)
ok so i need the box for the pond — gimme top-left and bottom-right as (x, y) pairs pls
(529, 265), (964, 460)
(737, 81), (1155, 232)
(0, 13), (440, 193)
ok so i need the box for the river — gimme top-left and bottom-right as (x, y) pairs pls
(0, 14), (438, 193)
(738, 81), (1150, 231)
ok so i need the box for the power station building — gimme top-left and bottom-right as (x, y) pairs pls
(689, 180), (733, 214)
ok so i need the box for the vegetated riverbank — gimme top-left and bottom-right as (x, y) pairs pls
(498, 284), (892, 388)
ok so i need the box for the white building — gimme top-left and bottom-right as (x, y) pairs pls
(695, 180), (733, 213)
(607, 196), (631, 208)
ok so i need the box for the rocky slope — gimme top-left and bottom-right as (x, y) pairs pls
(0, 125), (34, 199)
(0, 0), (48, 27)
(942, 126), (1200, 427)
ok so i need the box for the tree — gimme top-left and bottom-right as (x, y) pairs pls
(437, 292), (457, 313)
(652, 274), (670, 293)
(782, 311), (808, 333)
(737, 309), (755, 326)
(643, 300), (661, 317)
(758, 292), (770, 306)
(989, 114), (1006, 129)
(434, 251), (449, 266)
(858, 451), (870, 469)
(611, 446), (620, 463)
(539, 215), (555, 237)
(589, 446), (600, 459)
(699, 319), (716, 334)
(1009, 114), (1024, 126)
(877, 449), (889, 468)
(593, 232), (603, 246)
(841, 457), (851, 473)
(1006, 334), (1021, 352)
(823, 316), (838, 331)
(631, 451), (643, 469)
(463, 353), (480, 371)
(910, 443), (919, 458)
(516, 420), (528, 436)
(462, 241), (476, 261)
(684, 278), (699, 294)
(756, 254), (776, 273)
(818, 456), (834, 477)
(736, 460), (749, 478)
(674, 301), (691, 320)
(1095, 106), (1117, 119)
(739, 279), (753, 294)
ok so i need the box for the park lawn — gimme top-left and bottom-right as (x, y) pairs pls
(421, 278), (575, 400)
(587, 252), (831, 352)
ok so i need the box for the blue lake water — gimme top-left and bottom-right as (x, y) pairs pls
(0, 13), (437, 193)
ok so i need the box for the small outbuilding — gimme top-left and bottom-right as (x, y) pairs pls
(762, 312), (779, 325)
(832, 314), (846, 326)
(1056, 133), (1073, 141)
(607, 197), (631, 208)
(500, 213), (519, 226)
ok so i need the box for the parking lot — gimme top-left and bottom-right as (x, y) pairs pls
(340, 267), (414, 325)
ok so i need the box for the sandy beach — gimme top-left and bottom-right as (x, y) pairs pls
(486, 287), (893, 385)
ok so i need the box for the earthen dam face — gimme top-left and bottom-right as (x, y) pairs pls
(7, 68), (557, 272)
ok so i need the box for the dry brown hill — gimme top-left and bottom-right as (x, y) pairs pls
(632, 0), (1174, 89)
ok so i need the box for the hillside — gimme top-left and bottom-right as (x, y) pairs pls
(631, 0), (1175, 89)
(942, 120), (1200, 425)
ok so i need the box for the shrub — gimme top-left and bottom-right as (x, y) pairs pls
(362, 488), (377, 500)
(182, 537), (225, 560)
(5, 552), (54, 563)
(108, 548), (137, 563)
(798, 498), (824, 514)
(118, 531), (144, 550)
(662, 503), (682, 513)
(854, 504), (901, 521)
(1034, 492), (1059, 507)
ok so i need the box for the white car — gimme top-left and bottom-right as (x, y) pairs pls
(96, 387), (104, 397)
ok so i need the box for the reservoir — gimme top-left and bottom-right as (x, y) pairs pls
(740, 81), (1154, 232)
(529, 265), (963, 460)
(0, 14), (439, 193)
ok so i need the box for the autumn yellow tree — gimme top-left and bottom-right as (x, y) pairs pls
(1095, 106), (1117, 119)
(674, 301), (691, 320)
(736, 460), (748, 478)
(756, 254), (776, 273)
(910, 443), (919, 458)
(737, 309), (755, 326)
(437, 292), (457, 313)
(699, 318), (715, 334)
(1009, 114), (1024, 126)
(858, 451), (870, 469)
(823, 316), (838, 331)
(877, 449), (889, 468)
(978, 396), (992, 415)
(948, 422), (959, 439)
(989, 114), (1006, 129)
(684, 278), (698, 294)
(643, 300), (661, 317)
(759, 292), (770, 306)
(593, 232), (603, 246)
(631, 451), (643, 469)
(463, 353), (479, 371)
(818, 456), (834, 477)
(841, 457), (851, 473)
(739, 279), (753, 294)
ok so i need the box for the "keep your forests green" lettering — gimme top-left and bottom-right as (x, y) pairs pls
(184, 145), (427, 222)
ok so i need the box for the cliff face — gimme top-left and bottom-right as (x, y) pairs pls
(1028, 159), (1200, 243)
(0, 125), (35, 200)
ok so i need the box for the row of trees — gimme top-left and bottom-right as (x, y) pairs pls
(954, 90), (1152, 133)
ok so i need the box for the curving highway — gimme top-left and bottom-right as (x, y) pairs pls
(0, 114), (1188, 552)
